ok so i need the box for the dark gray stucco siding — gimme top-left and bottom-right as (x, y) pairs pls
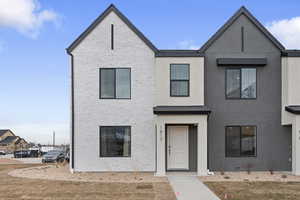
(205, 14), (292, 171)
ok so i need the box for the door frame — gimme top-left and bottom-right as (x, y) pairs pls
(165, 124), (193, 172)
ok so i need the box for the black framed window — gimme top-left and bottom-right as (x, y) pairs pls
(226, 68), (256, 99)
(100, 68), (131, 99)
(225, 126), (256, 157)
(100, 126), (131, 157)
(170, 64), (189, 97)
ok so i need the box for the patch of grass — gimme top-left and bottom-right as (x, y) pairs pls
(205, 181), (300, 200)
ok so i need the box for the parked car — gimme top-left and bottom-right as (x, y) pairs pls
(0, 151), (6, 155)
(65, 152), (70, 162)
(42, 150), (65, 163)
(14, 150), (30, 158)
(28, 150), (40, 157)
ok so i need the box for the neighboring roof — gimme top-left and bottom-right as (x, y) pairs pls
(199, 6), (285, 52)
(156, 50), (204, 57)
(285, 106), (300, 114)
(217, 58), (267, 66)
(0, 136), (19, 145)
(16, 138), (27, 145)
(0, 129), (13, 137)
(67, 4), (158, 53)
(282, 50), (300, 57)
(153, 106), (211, 115)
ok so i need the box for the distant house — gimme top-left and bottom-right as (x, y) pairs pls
(0, 130), (28, 153)
(0, 130), (14, 141)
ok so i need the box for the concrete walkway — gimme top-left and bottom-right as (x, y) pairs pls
(167, 175), (220, 200)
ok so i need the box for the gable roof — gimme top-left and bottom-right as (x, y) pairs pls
(0, 129), (14, 137)
(67, 4), (158, 53)
(199, 6), (285, 52)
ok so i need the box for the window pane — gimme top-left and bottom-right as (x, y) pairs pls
(100, 127), (114, 156)
(241, 68), (256, 98)
(226, 127), (241, 157)
(241, 126), (256, 156)
(100, 127), (131, 157)
(116, 69), (130, 98)
(171, 81), (188, 96)
(226, 69), (241, 98)
(171, 64), (189, 80)
(100, 69), (115, 98)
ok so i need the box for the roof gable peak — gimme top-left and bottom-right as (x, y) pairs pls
(199, 6), (285, 52)
(67, 4), (157, 54)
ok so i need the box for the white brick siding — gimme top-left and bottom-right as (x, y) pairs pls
(72, 11), (155, 171)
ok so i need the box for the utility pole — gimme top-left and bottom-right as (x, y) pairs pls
(53, 131), (55, 147)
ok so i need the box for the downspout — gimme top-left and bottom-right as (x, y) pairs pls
(67, 49), (75, 170)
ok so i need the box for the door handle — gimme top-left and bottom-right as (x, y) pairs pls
(168, 145), (171, 155)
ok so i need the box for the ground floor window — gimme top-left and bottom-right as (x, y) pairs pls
(100, 126), (131, 157)
(225, 126), (256, 157)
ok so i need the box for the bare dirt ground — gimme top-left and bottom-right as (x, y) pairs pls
(205, 182), (300, 200)
(0, 158), (22, 164)
(199, 171), (300, 182)
(9, 164), (166, 183)
(201, 171), (300, 199)
(0, 164), (176, 200)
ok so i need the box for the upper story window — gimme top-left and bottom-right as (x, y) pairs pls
(100, 68), (131, 99)
(225, 126), (257, 157)
(226, 68), (256, 99)
(170, 64), (190, 97)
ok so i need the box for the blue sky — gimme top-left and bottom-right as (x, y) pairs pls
(1, 0), (300, 144)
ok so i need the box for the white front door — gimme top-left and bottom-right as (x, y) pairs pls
(167, 126), (189, 170)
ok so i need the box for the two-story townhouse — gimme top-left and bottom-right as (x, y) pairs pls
(67, 4), (300, 176)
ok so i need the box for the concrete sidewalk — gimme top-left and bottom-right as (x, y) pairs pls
(168, 175), (220, 200)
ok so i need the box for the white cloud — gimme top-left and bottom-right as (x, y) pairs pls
(177, 40), (200, 50)
(267, 17), (300, 49)
(0, 0), (58, 38)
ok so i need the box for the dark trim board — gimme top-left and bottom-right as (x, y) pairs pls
(67, 4), (158, 53)
(281, 50), (300, 57)
(217, 58), (267, 66)
(153, 106), (211, 115)
(67, 52), (75, 169)
(111, 24), (114, 50)
(285, 106), (300, 114)
(156, 50), (204, 57)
